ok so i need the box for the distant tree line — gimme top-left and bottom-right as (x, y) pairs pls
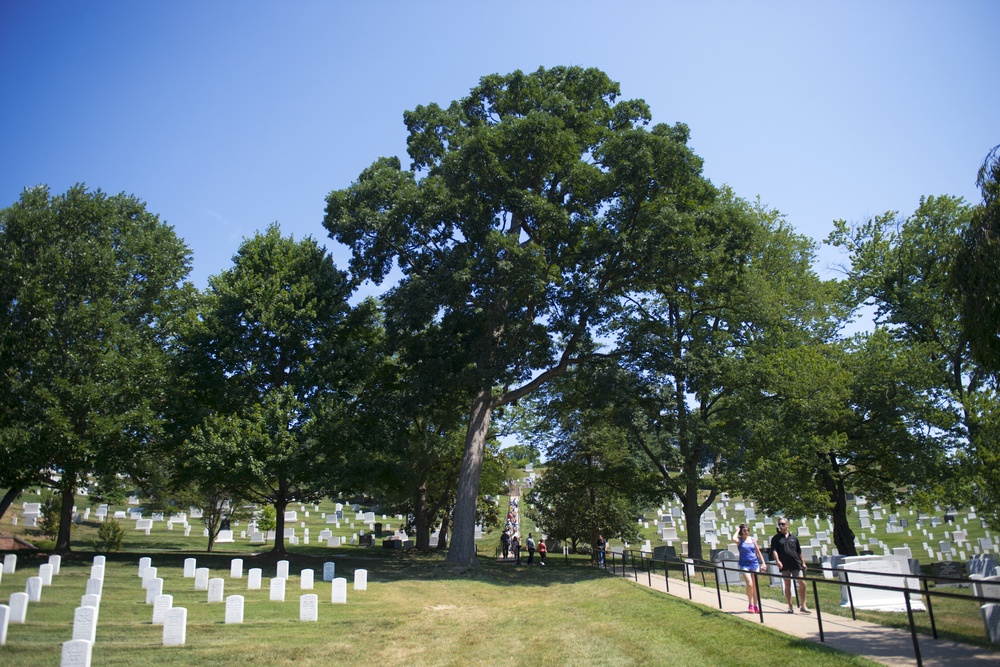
(2, 70), (996, 565)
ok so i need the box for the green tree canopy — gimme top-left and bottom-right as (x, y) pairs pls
(324, 66), (714, 567)
(524, 365), (662, 557)
(727, 331), (954, 555)
(957, 145), (1000, 376)
(613, 195), (838, 560)
(827, 195), (999, 528)
(182, 224), (377, 553)
(0, 184), (193, 552)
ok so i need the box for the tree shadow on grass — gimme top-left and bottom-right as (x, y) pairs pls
(48, 546), (608, 585)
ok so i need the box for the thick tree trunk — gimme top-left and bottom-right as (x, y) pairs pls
(822, 453), (857, 557)
(0, 485), (24, 523)
(414, 483), (430, 551)
(438, 513), (450, 551)
(825, 473), (857, 556)
(271, 493), (288, 554)
(446, 387), (493, 568)
(206, 507), (217, 553)
(55, 471), (76, 554)
(683, 489), (704, 561)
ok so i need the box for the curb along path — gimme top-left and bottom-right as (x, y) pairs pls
(615, 565), (999, 666)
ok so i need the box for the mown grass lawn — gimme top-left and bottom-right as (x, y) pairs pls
(0, 550), (882, 667)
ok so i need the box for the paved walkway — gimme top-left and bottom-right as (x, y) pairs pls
(615, 567), (999, 666)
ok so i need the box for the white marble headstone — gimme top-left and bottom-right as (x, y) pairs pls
(138, 557), (152, 577)
(60, 638), (93, 667)
(838, 555), (923, 610)
(145, 578), (164, 604)
(26, 576), (42, 602)
(152, 594), (173, 624)
(81, 594), (100, 610)
(3, 554), (16, 574)
(48, 554), (62, 575)
(183, 558), (197, 578)
(9, 593), (28, 623)
(39, 563), (54, 586)
(208, 578), (224, 603)
(331, 578), (347, 604)
(248, 568), (262, 590)
(300, 569), (314, 590)
(72, 606), (98, 642)
(225, 595), (244, 624)
(90, 564), (104, 580)
(982, 603), (1000, 645)
(85, 578), (103, 596)
(0, 604), (9, 645)
(276, 560), (289, 579)
(142, 568), (158, 587)
(269, 577), (286, 602)
(194, 567), (210, 591)
(323, 562), (335, 581)
(92, 555), (105, 568)
(354, 569), (368, 591)
(163, 607), (187, 646)
(299, 594), (318, 621)
(230, 558), (243, 578)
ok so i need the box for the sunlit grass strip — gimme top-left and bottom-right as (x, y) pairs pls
(0, 554), (882, 667)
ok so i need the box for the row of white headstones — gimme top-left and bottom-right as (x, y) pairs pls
(0, 553), (369, 667)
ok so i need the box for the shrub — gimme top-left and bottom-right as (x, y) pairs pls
(95, 519), (125, 552)
(39, 494), (61, 539)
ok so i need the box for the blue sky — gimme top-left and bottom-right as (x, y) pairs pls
(2, 1), (997, 293)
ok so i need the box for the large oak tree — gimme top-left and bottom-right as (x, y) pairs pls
(324, 66), (713, 567)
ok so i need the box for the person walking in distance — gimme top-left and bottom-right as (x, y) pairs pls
(538, 538), (547, 565)
(512, 533), (522, 565)
(526, 533), (536, 565)
(770, 518), (810, 613)
(500, 529), (510, 559)
(734, 523), (766, 614)
(596, 535), (606, 567)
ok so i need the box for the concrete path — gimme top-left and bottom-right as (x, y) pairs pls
(617, 567), (999, 666)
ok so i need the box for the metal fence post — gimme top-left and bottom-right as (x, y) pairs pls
(812, 579), (824, 643)
(844, 570), (857, 621)
(922, 577), (938, 639)
(904, 591), (923, 667)
(714, 562), (723, 608)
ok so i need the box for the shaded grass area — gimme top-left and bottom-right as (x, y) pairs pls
(0, 552), (882, 667)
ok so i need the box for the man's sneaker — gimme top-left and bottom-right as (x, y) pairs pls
(787, 605), (794, 614)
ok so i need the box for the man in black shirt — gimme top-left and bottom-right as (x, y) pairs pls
(770, 519), (810, 613)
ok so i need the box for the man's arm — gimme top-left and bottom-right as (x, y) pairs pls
(770, 535), (783, 569)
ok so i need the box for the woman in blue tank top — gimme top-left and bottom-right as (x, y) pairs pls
(733, 523), (766, 614)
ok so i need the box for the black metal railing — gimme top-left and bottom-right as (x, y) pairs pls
(600, 549), (1000, 667)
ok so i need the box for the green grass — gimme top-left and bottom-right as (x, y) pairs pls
(3, 492), (387, 555)
(2, 489), (997, 661)
(0, 551), (882, 667)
